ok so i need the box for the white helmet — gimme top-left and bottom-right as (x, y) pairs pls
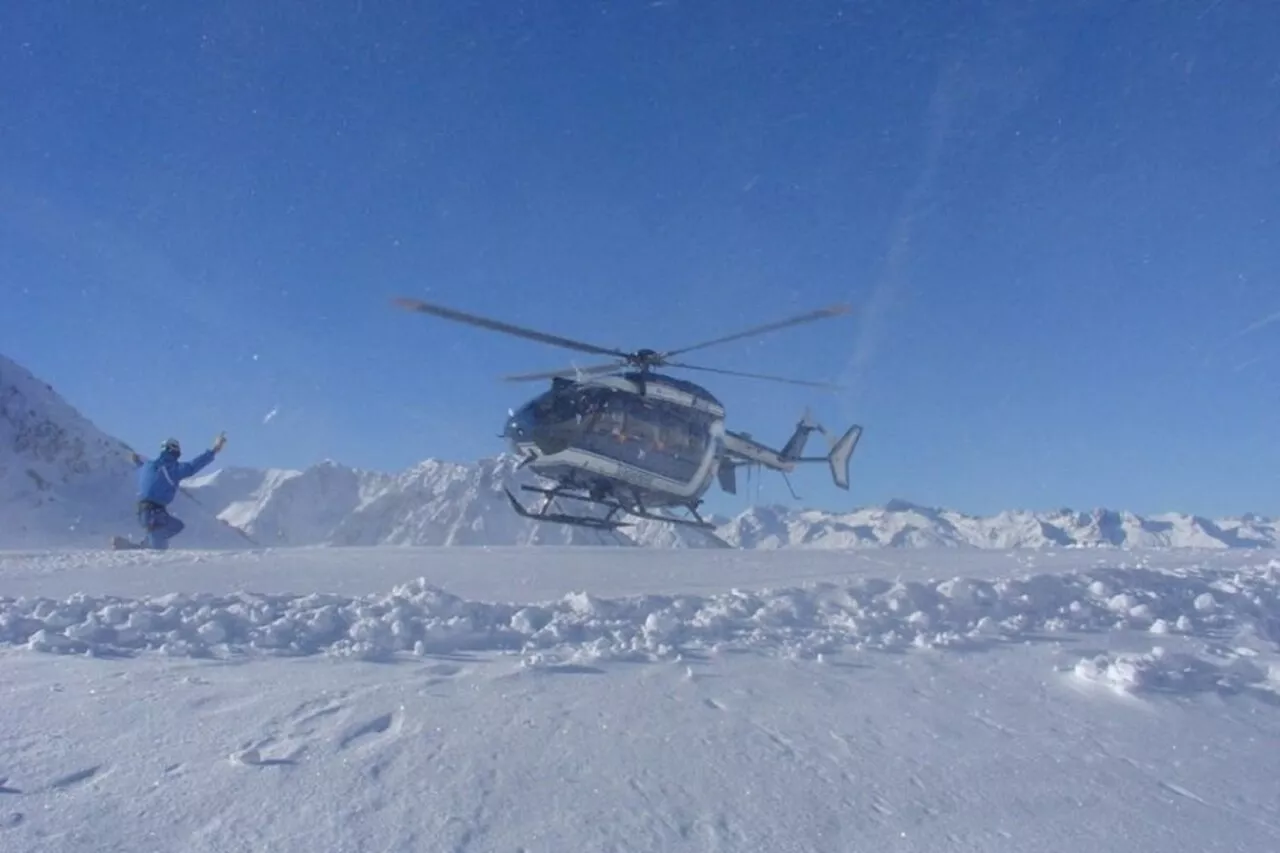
(161, 437), (181, 455)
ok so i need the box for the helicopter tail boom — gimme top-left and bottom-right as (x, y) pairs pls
(721, 415), (862, 490)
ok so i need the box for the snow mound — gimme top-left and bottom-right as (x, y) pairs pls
(1073, 646), (1278, 696)
(5, 561), (1278, 664)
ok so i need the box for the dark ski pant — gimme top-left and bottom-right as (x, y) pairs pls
(137, 501), (185, 549)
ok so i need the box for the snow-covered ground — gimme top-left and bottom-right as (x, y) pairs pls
(3, 545), (1280, 851)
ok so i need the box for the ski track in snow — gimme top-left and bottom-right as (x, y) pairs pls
(2, 551), (1278, 694)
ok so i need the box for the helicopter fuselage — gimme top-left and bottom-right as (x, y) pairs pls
(502, 372), (726, 510)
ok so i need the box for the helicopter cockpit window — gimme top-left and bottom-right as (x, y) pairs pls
(530, 389), (588, 426)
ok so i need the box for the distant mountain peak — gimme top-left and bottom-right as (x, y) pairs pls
(882, 497), (938, 514)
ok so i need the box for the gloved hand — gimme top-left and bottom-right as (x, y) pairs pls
(212, 431), (227, 453)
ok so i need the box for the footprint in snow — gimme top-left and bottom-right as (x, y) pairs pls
(49, 765), (102, 790)
(338, 712), (397, 750)
(229, 748), (297, 767)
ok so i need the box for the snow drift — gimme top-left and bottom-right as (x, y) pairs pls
(5, 556), (1278, 667)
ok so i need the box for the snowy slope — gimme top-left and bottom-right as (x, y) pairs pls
(1, 545), (1278, 852)
(0, 354), (244, 549)
(184, 461), (397, 547)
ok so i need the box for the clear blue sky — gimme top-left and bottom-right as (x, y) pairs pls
(2, 0), (1276, 518)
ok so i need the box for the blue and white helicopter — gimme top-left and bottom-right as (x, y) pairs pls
(395, 296), (863, 538)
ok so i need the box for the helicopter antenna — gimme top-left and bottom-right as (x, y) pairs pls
(781, 470), (803, 501)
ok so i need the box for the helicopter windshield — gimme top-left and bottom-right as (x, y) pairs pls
(504, 382), (594, 453)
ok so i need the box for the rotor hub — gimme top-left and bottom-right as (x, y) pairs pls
(629, 348), (663, 369)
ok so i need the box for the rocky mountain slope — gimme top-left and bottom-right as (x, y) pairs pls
(0, 354), (245, 549)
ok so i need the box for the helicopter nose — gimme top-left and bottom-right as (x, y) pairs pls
(502, 409), (533, 450)
(503, 405), (573, 456)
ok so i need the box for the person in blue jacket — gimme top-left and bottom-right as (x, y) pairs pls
(128, 432), (227, 549)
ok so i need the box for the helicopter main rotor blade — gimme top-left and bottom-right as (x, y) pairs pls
(393, 297), (631, 360)
(660, 303), (852, 358)
(666, 361), (845, 390)
(502, 361), (627, 382)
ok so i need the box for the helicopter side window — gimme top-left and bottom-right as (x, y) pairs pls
(629, 402), (662, 446)
(685, 412), (710, 455)
(579, 412), (630, 461)
(586, 405), (623, 443)
(577, 390), (618, 434)
(567, 393), (711, 483)
(650, 404), (702, 455)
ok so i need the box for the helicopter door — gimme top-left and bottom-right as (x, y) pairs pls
(628, 399), (705, 483)
(573, 390), (631, 458)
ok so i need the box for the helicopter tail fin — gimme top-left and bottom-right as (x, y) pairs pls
(793, 422), (862, 489)
(824, 424), (862, 490)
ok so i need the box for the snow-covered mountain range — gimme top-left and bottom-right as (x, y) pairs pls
(181, 458), (1278, 550)
(2, 350), (1275, 550)
(715, 499), (1278, 550)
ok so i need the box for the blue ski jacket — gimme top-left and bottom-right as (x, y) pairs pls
(134, 448), (216, 506)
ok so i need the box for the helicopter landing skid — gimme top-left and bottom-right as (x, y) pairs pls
(504, 487), (632, 530)
(513, 485), (720, 531)
(507, 486), (732, 547)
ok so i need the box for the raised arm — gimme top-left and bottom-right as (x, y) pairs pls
(175, 432), (226, 480)
(176, 449), (216, 479)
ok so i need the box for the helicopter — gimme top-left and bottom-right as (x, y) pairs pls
(393, 295), (863, 540)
